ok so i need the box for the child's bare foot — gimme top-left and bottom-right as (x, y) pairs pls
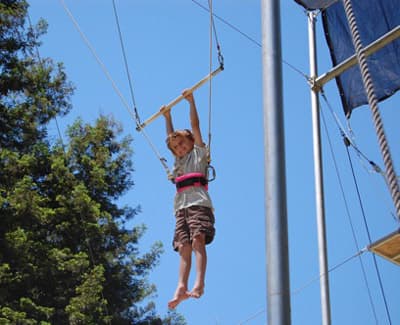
(189, 285), (204, 299)
(168, 287), (190, 309)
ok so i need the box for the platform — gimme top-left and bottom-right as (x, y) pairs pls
(369, 229), (400, 266)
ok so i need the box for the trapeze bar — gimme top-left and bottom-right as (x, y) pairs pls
(368, 228), (400, 266)
(136, 65), (224, 131)
(313, 25), (400, 91)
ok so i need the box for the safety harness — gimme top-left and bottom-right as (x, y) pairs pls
(175, 172), (208, 193)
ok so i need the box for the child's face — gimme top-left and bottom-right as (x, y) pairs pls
(169, 135), (194, 158)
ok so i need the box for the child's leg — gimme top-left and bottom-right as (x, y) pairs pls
(168, 243), (192, 309)
(190, 233), (206, 298)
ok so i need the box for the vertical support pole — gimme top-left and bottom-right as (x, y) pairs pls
(261, 1), (291, 324)
(308, 11), (332, 325)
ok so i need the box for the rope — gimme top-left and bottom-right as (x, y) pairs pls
(110, 0), (173, 179)
(60, 0), (173, 179)
(320, 91), (387, 180)
(59, 0), (134, 120)
(238, 248), (367, 324)
(291, 248), (367, 296)
(27, 13), (66, 152)
(343, 0), (400, 220)
(319, 102), (379, 324)
(61, 0), (227, 180)
(344, 136), (393, 325)
(191, 0), (260, 46)
(111, 0), (140, 124)
(28, 12), (111, 322)
(320, 85), (391, 325)
(190, 0), (308, 81)
(203, 0), (224, 182)
(207, 0), (215, 164)
(320, 92), (400, 222)
(237, 308), (265, 325)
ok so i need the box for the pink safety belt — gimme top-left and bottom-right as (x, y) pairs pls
(175, 172), (208, 193)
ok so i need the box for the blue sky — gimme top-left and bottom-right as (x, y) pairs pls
(28, 1), (400, 324)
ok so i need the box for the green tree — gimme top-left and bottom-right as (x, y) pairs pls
(0, 1), (185, 324)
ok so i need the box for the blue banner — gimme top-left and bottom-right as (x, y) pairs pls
(295, 0), (400, 117)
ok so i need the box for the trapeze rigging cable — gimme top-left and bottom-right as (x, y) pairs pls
(318, 92), (393, 324)
(303, 5), (398, 321)
(237, 247), (369, 325)
(191, 0), (309, 81)
(27, 13), (66, 152)
(345, 137), (393, 325)
(319, 101), (379, 323)
(60, 0), (173, 178)
(343, 0), (400, 220)
(111, 0), (140, 125)
(320, 91), (387, 180)
(110, 0), (223, 179)
(61, 0), (224, 180)
(110, 0), (173, 178)
(28, 11), (111, 322)
(206, 0), (224, 170)
(59, 0), (135, 121)
(207, 0), (214, 159)
(34, 3), (398, 323)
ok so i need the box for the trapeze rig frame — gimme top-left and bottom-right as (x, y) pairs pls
(136, 65), (224, 131)
(368, 229), (400, 266)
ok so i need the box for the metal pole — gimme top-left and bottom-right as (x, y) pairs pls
(314, 26), (400, 91)
(308, 11), (331, 325)
(261, 1), (291, 324)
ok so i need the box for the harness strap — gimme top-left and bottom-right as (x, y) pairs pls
(175, 173), (208, 193)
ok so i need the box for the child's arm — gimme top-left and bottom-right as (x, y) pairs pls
(161, 106), (174, 135)
(182, 89), (204, 147)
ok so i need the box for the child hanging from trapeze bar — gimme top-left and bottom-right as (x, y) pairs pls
(161, 89), (216, 309)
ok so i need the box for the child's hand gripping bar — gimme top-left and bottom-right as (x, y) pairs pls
(136, 65), (223, 131)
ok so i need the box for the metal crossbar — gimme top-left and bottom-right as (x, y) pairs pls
(136, 65), (223, 131)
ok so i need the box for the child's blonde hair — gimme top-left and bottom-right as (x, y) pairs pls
(166, 129), (194, 154)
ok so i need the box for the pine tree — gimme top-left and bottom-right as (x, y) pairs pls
(0, 1), (185, 324)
